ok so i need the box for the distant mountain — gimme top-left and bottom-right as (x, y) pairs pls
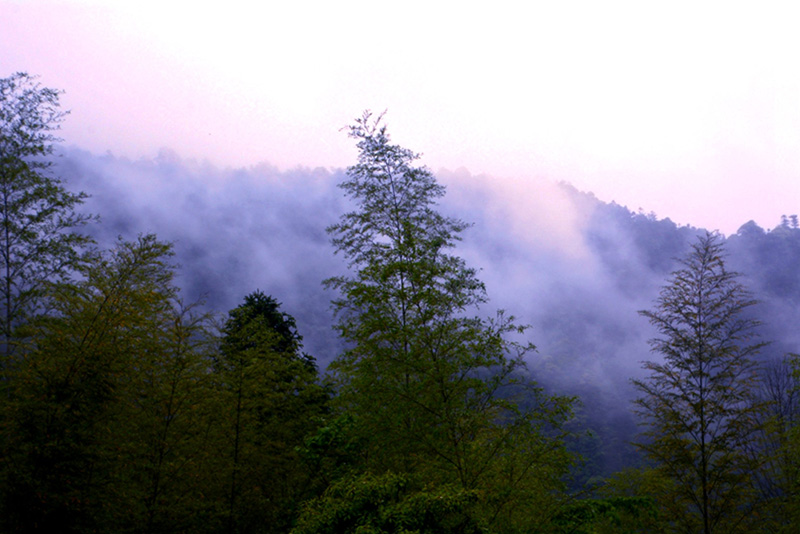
(56, 147), (800, 476)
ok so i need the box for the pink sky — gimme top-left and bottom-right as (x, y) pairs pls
(2, 0), (799, 235)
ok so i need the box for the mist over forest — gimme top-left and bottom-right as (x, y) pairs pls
(2, 86), (798, 529)
(55, 146), (800, 476)
(57, 147), (800, 370)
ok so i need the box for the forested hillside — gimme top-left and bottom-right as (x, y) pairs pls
(57, 149), (800, 369)
(55, 120), (800, 485)
(3, 73), (800, 532)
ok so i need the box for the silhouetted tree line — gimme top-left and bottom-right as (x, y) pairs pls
(2, 73), (800, 533)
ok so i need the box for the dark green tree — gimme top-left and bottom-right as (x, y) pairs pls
(0, 73), (94, 363)
(0, 235), (207, 533)
(322, 111), (574, 531)
(111, 304), (219, 534)
(216, 291), (327, 534)
(633, 232), (765, 534)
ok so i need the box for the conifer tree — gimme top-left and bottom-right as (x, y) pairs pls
(633, 231), (765, 534)
(216, 291), (327, 534)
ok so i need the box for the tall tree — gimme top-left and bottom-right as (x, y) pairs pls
(0, 73), (93, 363)
(0, 235), (192, 533)
(322, 111), (573, 531)
(216, 291), (327, 534)
(633, 231), (765, 534)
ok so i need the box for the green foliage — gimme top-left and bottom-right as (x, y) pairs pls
(632, 232), (766, 533)
(550, 496), (658, 534)
(750, 354), (800, 531)
(298, 413), (365, 489)
(0, 234), (214, 532)
(0, 228), (328, 533)
(594, 468), (670, 534)
(324, 111), (575, 531)
(107, 303), (218, 534)
(214, 290), (329, 534)
(221, 290), (306, 356)
(292, 471), (486, 534)
(0, 72), (94, 362)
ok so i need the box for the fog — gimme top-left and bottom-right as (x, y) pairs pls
(55, 146), (800, 472)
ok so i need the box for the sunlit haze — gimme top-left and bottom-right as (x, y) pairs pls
(2, 0), (799, 234)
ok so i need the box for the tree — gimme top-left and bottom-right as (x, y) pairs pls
(0, 235), (201, 533)
(111, 302), (219, 534)
(0, 72), (93, 363)
(632, 231), (765, 534)
(750, 355), (800, 531)
(292, 471), (486, 534)
(215, 291), (328, 534)
(324, 111), (573, 531)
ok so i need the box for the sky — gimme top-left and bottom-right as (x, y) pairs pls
(2, 0), (800, 235)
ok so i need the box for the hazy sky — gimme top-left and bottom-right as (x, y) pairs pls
(2, 0), (799, 234)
